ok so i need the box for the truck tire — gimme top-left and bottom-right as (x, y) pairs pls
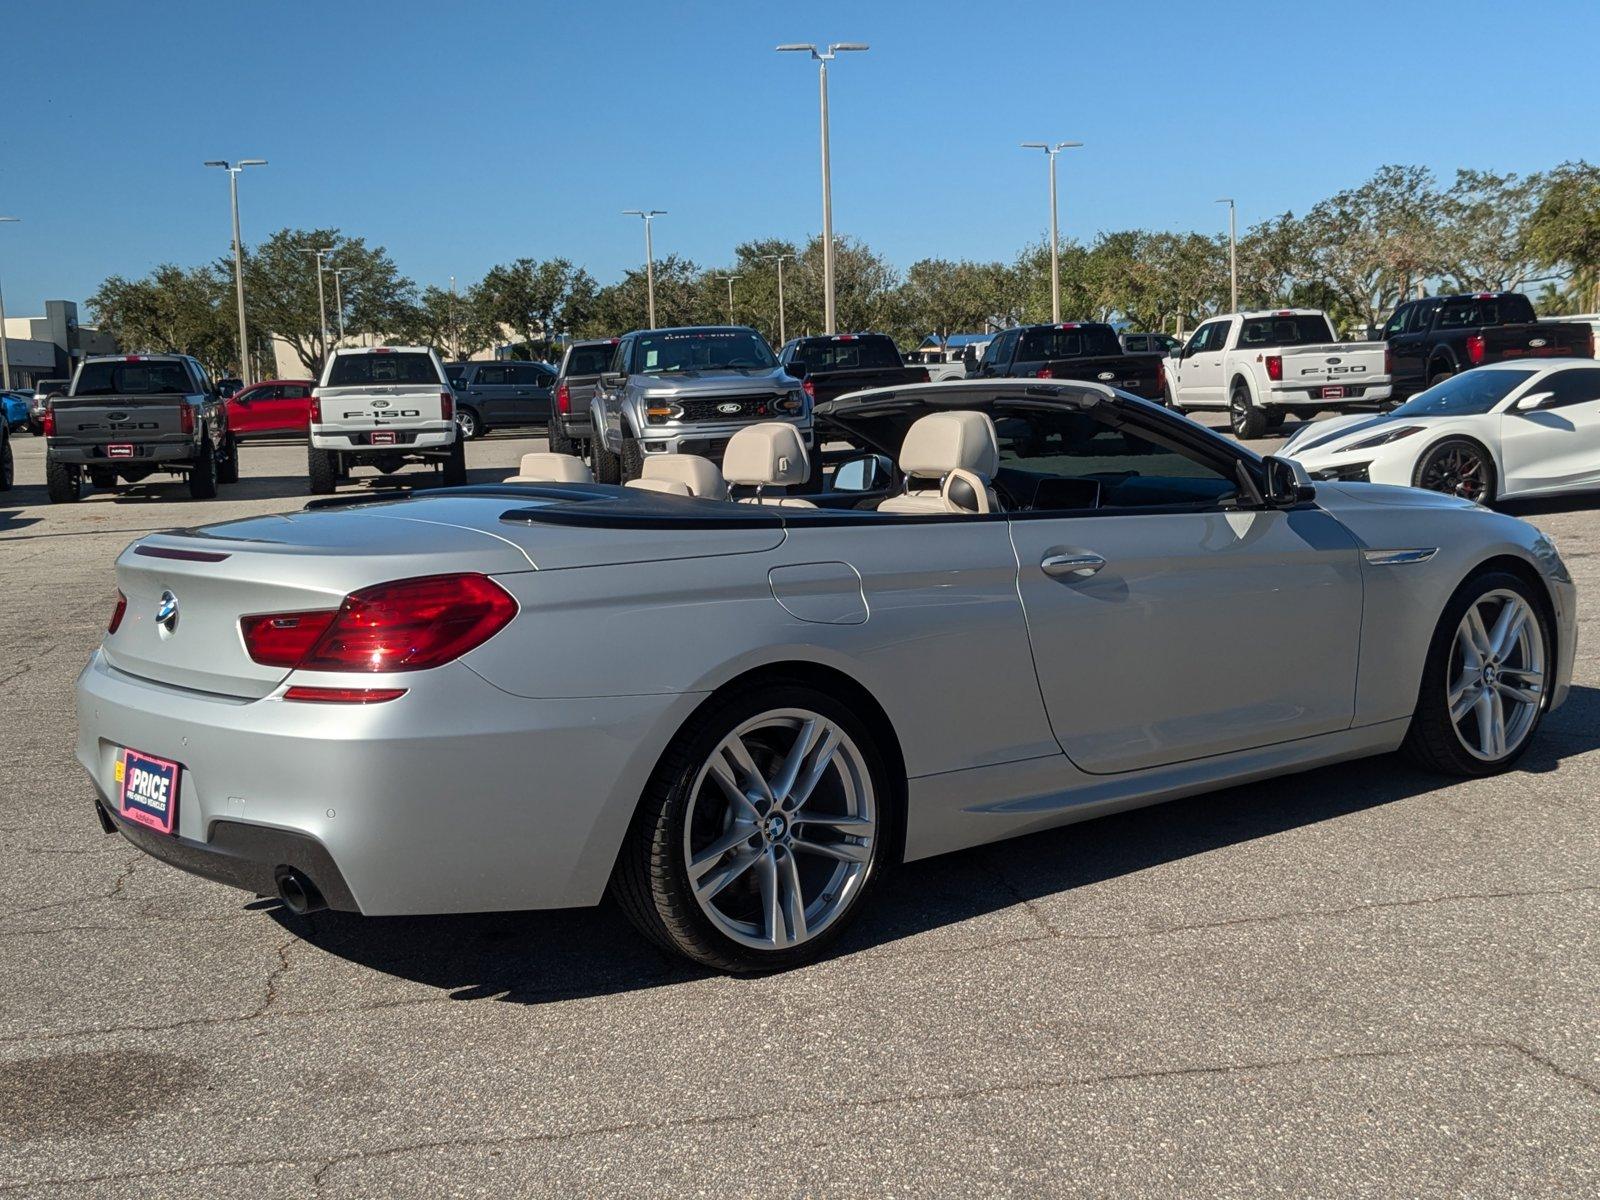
(441, 437), (467, 486)
(592, 435), (622, 484)
(308, 446), (339, 495)
(187, 442), (218, 499)
(547, 418), (576, 456)
(620, 433), (644, 482)
(88, 467), (118, 490)
(1229, 381), (1267, 440)
(0, 431), (12, 492)
(1427, 367), (1454, 389)
(1265, 411), (1286, 433)
(46, 457), (80, 503)
(216, 433), (240, 484)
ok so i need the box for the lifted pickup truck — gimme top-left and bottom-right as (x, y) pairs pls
(308, 347), (464, 494)
(969, 322), (1166, 404)
(589, 326), (811, 484)
(44, 354), (237, 502)
(1165, 309), (1392, 438)
(777, 333), (930, 405)
(1381, 292), (1594, 402)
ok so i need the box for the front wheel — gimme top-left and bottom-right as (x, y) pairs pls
(620, 434), (644, 482)
(1229, 383), (1266, 440)
(1403, 572), (1552, 776)
(440, 437), (467, 486)
(613, 683), (895, 973)
(591, 435), (622, 484)
(1413, 437), (1495, 505)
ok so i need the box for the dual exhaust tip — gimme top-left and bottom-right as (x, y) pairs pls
(273, 867), (327, 916)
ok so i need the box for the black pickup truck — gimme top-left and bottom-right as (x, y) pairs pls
(44, 354), (236, 503)
(1382, 292), (1594, 401)
(777, 333), (930, 405)
(969, 321), (1165, 402)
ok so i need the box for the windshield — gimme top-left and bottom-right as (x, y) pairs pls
(1017, 325), (1121, 359)
(1393, 368), (1536, 417)
(790, 337), (902, 370)
(325, 352), (442, 387)
(1236, 314), (1335, 348)
(631, 330), (776, 374)
(565, 344), (616, 376)
(72, 360), (192, 396)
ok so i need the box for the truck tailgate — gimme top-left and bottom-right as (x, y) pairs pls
(1278, 343), (1386, 388)
(49, 395), (189, 448)
(313, 384), (451, 433)
(805, 367), (927, 404)
(1041, 354), (1164, 400)
(1483, 322), (1593, 362)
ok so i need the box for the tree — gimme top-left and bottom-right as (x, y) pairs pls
(578, 253), (707, 336)
(1437, 168), (1545, 292)
(396, 283), (498, 359)
(476, 258), (597, 357)
(241, 228), (416, 377)
(87, 264), (237, 377)
(1528, 161), (1600, 311)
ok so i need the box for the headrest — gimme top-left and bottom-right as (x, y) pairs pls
(507, 452), (592, 484)
(899, 411), (999, 479)
(640, 453), (726, 498)
(625, 477), (692, 497)
(941, 467), (993, 514)
(723, 422), (810, 488)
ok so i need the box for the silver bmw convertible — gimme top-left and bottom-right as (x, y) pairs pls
(78, 380), (1577, 971)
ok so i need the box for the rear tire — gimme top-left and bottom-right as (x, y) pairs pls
(620, 433), (644, 482)
(1264, 411), (1286, 433)
(46, 458), (80, 503)
(308, 446), (339, 495)
(187, 442), (218, 499)
(216, 433), (239, 484)
(455, 406), (481, 441)
(1229, 381), (1267, 440)
(0, 432), (12, 492)
(440, 437), (467, 486)
(592, 435), (622, 484)
(1402, 571), (1551, 777)
(612, 681), (895, 973)
(547, 419), (576, 456)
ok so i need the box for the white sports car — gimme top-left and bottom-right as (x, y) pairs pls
(1280, 359), (1600, 504)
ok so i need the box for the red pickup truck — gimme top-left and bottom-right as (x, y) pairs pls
(225, 378), (316, 439)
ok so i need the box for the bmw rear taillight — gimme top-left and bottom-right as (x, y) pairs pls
(1466, 334), (1486, 365)
(1035, 367), (1054, 379)
(1265, 355), (1283, 382)
(240, 574), (517, 674)
(556, 382), (571, 415)
(42, 406), (56, 437)
(108, 590), (127, 634)
(440, 391), (454, 421)
(179, 405), (195, 435)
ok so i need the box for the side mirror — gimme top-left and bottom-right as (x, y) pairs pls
(1261, 455), (1316, 507)
(786, 361), (809, 381)
(832, 452), (893, 493)
(599, 371), (626, 390)
(1514, 391), (1555, 412)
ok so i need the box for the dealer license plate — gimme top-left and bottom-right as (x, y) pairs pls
(1321, 386), (1345, 400)
(370, 430), (396, 445)
(107, 444), (135, 458)
(118, 749), (181, 835)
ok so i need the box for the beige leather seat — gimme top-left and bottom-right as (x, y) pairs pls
(506, 452), (593, 484)
(624, 453), (727, 499)
(723, 422), (816, 508)
(877, 411), (1000, 514)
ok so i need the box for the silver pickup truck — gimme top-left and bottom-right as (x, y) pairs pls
(44, 354), (236, 503)
(588, 326), (812, 484)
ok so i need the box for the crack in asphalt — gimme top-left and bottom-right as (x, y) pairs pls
(0, 641), (63, 691)
(0, 1039), (1581, 1194)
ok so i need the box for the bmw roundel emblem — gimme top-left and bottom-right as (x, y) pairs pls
(156, 590), (180, 636)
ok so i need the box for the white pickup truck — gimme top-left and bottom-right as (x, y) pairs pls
(1163, 309), (1392, 439)
(308, 347), (465, 493)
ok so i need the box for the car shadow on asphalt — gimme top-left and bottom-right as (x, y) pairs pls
(269, 684), (1600, 1001)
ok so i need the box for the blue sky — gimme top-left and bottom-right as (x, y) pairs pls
(4, 0), (1598, 315)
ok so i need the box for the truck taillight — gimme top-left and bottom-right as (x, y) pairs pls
(240, 574), (517, 673)
(1588, 331), (1595, 359)
(108, 590), (127, 634)
(179, 405), (195, 435)
(913, 367), (930, 383)
(310, 395), (322, 422)
(1035, 367), (1054, 379)
(1384, 347), (1393, 376)
(556, 382), (571, 415)
(440, 391), (454, 421)
(1466, 334), (1485, 365)
(1265, 355), (1283, 382)
(802, 378), (815, 399)
(42, 406), (55, 437)
(1156, 359), (1166, 391)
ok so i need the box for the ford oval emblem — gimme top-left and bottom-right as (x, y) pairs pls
(717, 402), (741, 414)
(1096, 371), (1115, 380)
(1529, 338), (1548, 348)
(108, 411), (127, 421)
(371, 399), (391, 408)
(1326, 357), (1342, 365)
(155, 590), (180, 636)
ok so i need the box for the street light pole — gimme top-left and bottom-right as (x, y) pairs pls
(329, 268), (353, 344)
(718, 274), (741, 324)
(1021, 141), (1083, 323)
(777, 42), (868, 334)
(623, 210), (666, 328)
(1216, 198), (1238, 311)
(761, 253), (795, 344)
(204, 159), (266, 383)
(0, 217), (17, 391)
(301, 247), (332, 360)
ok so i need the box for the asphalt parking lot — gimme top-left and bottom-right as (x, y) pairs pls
(1, 424), (1596, 1197)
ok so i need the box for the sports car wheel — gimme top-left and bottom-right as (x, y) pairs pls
(1413, 438), (1495, 504)
(1404, 573), (1550, 776)
(615, 684), (893, 972)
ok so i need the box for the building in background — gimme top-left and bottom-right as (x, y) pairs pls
(2, 301), (118, 387)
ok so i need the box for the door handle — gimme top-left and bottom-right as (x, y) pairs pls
(1041, 552), (1106, 577)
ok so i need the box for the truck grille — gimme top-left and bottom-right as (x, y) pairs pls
(671, 394), (787, 423)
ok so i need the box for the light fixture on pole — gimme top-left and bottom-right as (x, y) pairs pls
(717, 274), (742, 325)
(1216, 198), (1238, 312)
(300, 246), (333, 359)
(0, 217), (17, 391)
(329, 267), (353, 345)
(623, 209), (667, 328)
(776, 41), (868, 335)
(1020, 141), (1082, 323)
(760, 253), (795, 344)
(203, 159), (267, 384)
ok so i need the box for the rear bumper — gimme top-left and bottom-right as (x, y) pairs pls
(48, 441), (197, 466)
(1263, 380), (1393, 410)
(310, 424), (454, 451)
(74, 649), (702, 915)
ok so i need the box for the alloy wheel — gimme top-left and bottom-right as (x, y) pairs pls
(1447, 589), (1544, 762)
(1420, 444), (1486, 500)
(683, 709), (876, 951)
(455, 409), (478, 440)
